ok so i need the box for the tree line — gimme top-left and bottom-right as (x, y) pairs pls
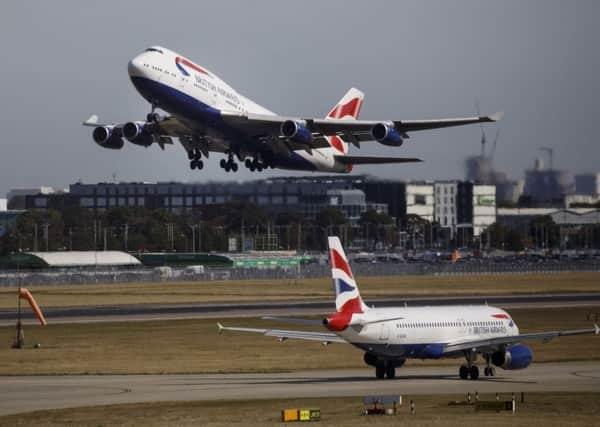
(1, 202), (598, 254)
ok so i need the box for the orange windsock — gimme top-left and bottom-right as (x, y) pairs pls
(451, 250), (461, 263)
(19, 288), (47, 326)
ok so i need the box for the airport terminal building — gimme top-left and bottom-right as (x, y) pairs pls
(18, 176), (496, 236)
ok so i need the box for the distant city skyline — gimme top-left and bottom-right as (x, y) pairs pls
(1, 1), (599, 196)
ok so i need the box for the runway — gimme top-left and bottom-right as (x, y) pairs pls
(2, 292), (600, 325)
(1, 361), (599, 416)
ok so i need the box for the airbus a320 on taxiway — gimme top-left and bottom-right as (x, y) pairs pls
(84, 46), (502, 173)
(219, 237), (599, 380)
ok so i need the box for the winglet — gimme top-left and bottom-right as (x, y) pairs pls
(83, 115), (99, 126)
(595, 324), (599, 335)
(487, 110), (504, 122)
(217, 322), (225, 335)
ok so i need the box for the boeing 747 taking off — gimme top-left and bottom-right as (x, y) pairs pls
(84, 46), (502, 173)
(219, 237), (599, 380)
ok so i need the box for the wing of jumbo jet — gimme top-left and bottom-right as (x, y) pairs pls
(443, 324), (600, 355)
(220, 110), (503, 150)
(85, 91), (501, 172)
(83, 115), (182, 150)
(217, 322), (346, 344)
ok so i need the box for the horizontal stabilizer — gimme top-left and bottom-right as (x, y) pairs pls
(261, 316), (323, 326)
(335, 155), (423, 165)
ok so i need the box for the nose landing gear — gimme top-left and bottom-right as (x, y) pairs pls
(483, 354), (496, 377)
(146, 101), (160, 123)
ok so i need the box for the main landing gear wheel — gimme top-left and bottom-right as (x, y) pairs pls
(220, 155), (238, 172)
(189, 149), (203, 170)
(190, 160), (204, 170)
(469, 365), (479, 380)
(459, 365), (469, 379)
(245, 157), (266, 172)
(374, 361), (396, 379)
(375, 363), (385, 379)
(385, 362), (396, 379)
(484, 366), (496, 377)
(458, 364), (480, 380)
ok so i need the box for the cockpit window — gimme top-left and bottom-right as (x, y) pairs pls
(144, 48), (163, 54)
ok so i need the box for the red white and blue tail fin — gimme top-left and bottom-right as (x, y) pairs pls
(328, 236), (368, 314)
(325, 88), (364, 155)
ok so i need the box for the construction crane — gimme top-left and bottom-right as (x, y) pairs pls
(476, 101), (500, 161)
(540, 146), (554, 170)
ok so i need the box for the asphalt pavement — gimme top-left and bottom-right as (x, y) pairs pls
(1, 361), (598, 416)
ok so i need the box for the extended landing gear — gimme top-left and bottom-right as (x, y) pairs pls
(189, 148), (204, 170)
(483, 366), (496, 377)
(458, 364), (479, 380)
(459, 350), (480, 380)
(375, 363), (385, 379)
(245, 157), (266, 172)
(146, 101), (160, 123)
(375, 361), (396, 380)
(220, 153), (238, 172)
(385, 363), (396, 379)
(483, 354), (495, 377)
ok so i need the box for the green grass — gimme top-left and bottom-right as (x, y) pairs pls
(1, 393), (599, 426)
(1, 272), (599, 309)
(0, 306), (598, 375)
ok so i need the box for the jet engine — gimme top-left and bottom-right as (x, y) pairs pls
(280, 120), (312, 145)
(123, 121), (154, 147)
(491, 344), (533, 370)
(92, 126), (124, 150)
(371, 123), (403, 146)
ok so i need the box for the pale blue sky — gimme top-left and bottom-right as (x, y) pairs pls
(1, 1), (598, 195)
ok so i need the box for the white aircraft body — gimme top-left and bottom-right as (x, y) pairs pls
(84, 46), (502, 173)
(219, 237), (599, 380)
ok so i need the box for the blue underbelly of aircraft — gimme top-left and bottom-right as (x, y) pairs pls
(353, 342), (446, 359)
(130, 76), (221, 124)
(130, 76), (321, 172)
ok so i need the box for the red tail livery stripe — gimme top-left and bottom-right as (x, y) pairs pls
(327, 97), (362, 119)
(329, 135), (345, 154)
(330, 248), (353, 279)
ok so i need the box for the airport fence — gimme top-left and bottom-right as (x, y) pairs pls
(0, 260), (599, 287)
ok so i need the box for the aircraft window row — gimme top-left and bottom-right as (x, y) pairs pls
(395, 320), (504, 328)
(145, 48), (164, 54)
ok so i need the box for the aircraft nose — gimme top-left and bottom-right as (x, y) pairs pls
(127, 55), (144, 77)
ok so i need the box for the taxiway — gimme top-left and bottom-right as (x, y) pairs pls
(1, 361), (599, 416)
